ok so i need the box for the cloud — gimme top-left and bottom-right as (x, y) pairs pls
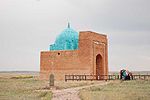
(0, 0), (150, 71)
(67, 0), (150, 31)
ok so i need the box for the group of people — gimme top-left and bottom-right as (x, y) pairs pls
(120, 69), (133, 80)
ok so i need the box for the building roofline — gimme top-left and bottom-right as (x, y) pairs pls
(79, 31), (107, 37)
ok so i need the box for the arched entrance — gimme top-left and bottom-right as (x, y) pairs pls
(96, 54), (103, 80)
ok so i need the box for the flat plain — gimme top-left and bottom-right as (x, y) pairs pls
(0, 71), (150, 100)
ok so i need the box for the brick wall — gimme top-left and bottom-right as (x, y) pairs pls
(40, 31), (108, 81)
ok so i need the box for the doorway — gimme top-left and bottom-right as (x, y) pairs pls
(96, 54), (103, 80)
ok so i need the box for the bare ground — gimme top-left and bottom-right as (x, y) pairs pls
(51, 81), (109, 100)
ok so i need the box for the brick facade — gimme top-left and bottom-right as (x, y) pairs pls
(40, 31), (108, 81)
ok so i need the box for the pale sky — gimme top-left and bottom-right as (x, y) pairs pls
(0, 0), (150, 71)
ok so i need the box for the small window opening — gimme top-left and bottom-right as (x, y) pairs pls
(58, 53), (60, 55)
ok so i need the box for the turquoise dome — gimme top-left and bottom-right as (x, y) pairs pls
(49, 24), (79, 50)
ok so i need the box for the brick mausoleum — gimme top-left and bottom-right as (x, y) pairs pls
(40, 24), (108, 81)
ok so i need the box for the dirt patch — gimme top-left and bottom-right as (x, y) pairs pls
(51, 81), (108, 100)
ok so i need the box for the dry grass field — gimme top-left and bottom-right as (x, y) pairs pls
(79, 80), (150, 100)
(0, 72), (106, 100)
(0, 72), (52, 100)
(0, 72), (150, 100)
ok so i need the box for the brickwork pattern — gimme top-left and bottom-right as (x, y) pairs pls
(40, 31), (108, 81)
